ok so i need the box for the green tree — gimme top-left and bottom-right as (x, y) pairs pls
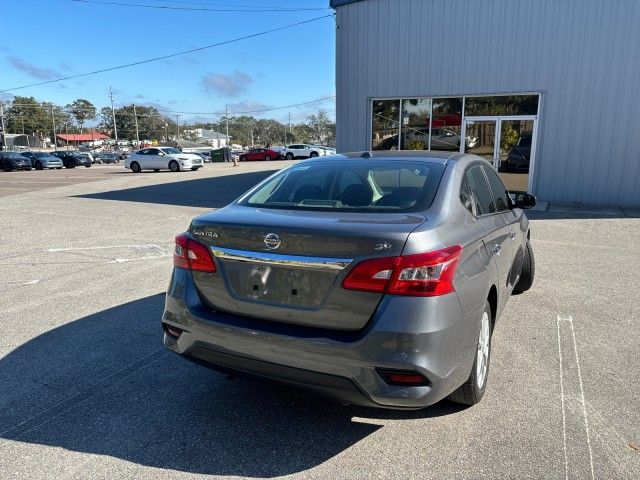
(306, 109), (335, 145)
(67, 99), (96, 132)
(4, 96), (51, 138)
(112, 105), (174, 142)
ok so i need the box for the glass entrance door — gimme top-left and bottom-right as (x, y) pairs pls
(497, 119), (534, 192)
(463, 117), (536, 192)
(464, 120), (497, 163)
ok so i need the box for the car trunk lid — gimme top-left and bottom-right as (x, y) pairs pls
(189, 206), (425, 330)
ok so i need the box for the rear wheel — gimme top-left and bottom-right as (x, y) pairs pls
(310, 151), (319, 158)
(265, 155), (271, 161)
(169, 160), (180, 172)
(130, 161), (141, 173)
(449, 301), (492, 406)
(239, 155), (247, 162)
(286, 153), (294, 160)
(35, 161), (43, 170)
(513, 241), (535, 293)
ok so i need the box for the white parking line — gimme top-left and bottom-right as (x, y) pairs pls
(47, 244), (162, 252)
(556, 314), (595, 480)
(109, 255), (172, 263)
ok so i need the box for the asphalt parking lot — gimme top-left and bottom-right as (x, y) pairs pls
(0, 162), (639, 479)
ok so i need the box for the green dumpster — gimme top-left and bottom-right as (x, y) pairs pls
(210, 148), (225, 162)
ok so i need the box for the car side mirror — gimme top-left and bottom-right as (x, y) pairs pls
(511, 192), (536, 209)
(158, 152), (164, 156)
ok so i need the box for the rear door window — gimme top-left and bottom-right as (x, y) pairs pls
(465, 165), (494, 216)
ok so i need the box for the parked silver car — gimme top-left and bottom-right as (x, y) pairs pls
(22, 151), (64, 170)
(162, 151), (536, 408)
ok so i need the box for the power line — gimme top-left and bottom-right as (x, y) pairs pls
(147, 0), (328, 8)
(73, 0), (330, 12)
(0, 14), (333, 94)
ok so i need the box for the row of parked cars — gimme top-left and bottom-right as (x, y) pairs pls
(0, 150), (125, 171)
(238, 144), (336, 162)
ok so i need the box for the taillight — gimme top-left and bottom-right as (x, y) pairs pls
(173, 233), (216, 273)
(342, 245), (462, 297)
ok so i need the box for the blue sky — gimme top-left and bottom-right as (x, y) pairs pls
(0, 0), (336, 124)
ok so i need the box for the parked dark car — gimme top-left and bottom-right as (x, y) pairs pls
(239, 148), (281, 162)
(51, 151), (92, 168)
(22, 151), (64, 170)
(94, 152), (120, 164)
(504, 133), (532, 172)
(0, 151), (33, 171)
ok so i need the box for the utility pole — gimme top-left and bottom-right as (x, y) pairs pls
(175, 114), (180, 139)
(0, 102), (5, 151)
(288, 111), (292, 144)
(109, 86), (118, 145)
(50, 104), (57, 150)
(133, 104), (140, 147)
(225, 105), (229, 147)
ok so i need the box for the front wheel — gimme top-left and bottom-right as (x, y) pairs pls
(286, 153), (294, 160)
(35, 162), (43, 170)
(513, 241), (535, 293)
(265, 155), (271, 161)
(239, 155), (247, 162)
(169, 160), (180, 172)
(449, 301), (492, 406)
(309, 151), (319, 158)
(130, 161), (141, 173)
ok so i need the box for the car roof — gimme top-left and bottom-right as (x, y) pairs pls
(328, 150), (462, 164)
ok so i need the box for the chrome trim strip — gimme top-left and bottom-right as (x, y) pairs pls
(210, 246), (353, 271)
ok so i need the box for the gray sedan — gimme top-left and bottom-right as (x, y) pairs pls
(22, 151), (64, 170)
(162, 151), (536, 408)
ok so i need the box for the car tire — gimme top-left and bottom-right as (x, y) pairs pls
(191, 167), (200, 171)
(286, 153), (294, 160)
(513, 241), (535, 294)
(169, 160), (180, 172)
(310, 151), (319, 158)
(67, 164), (75, 169)
(153, 169), (160, 172)
(35, 161), (43, 170)
(56, 167), (63, 169)
(239, 155), (247, 162)
(449, 301), (492, 406)
(85, 165), (91, 168)
(265, 155), (271, 161)
(130, 161), (142, 173)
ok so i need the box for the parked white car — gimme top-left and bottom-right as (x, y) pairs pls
(125, 147), (204, 173)
(316, 145), (336, 156)
(282, 144), (322, 160)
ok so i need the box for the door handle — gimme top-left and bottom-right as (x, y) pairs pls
(508, 230), (517, 240)
(491, 244), (502, 255)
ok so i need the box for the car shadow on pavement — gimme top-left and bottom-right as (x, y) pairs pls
(74, 170), (278, 208)
(0, 294), (463, 477)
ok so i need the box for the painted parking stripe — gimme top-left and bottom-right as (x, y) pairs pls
(557, 314), (595, 480)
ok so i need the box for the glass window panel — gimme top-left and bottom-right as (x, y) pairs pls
(464, 95), (539, 116)
(465, 165), (494, 216)
(372, 100), (400, 150)
(431, 98), (463, 151)
(400, 98), (431, 150)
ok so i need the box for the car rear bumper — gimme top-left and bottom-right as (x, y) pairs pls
(162, 268), (478, 409)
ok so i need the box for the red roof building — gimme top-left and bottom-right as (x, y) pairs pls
(56, 130), (110, 142)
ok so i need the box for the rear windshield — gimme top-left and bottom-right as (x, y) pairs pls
(240, 160), (445, 212)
